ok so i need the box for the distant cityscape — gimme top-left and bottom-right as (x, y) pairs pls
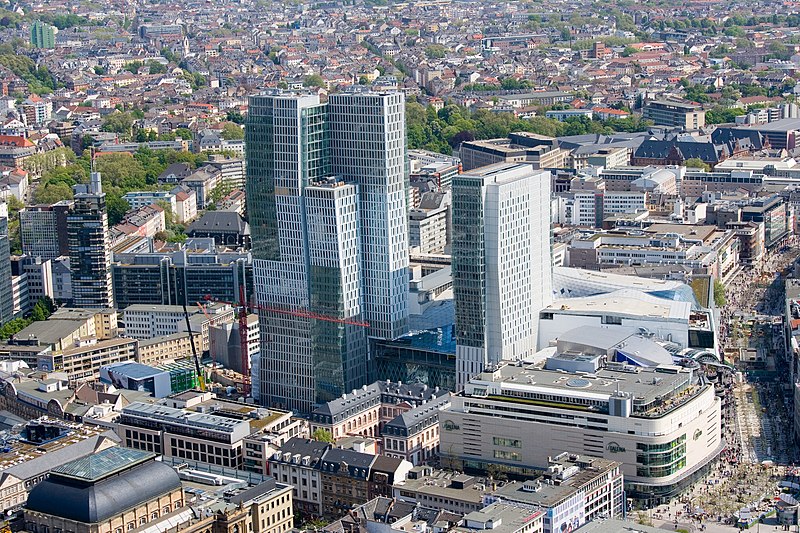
(0, 0), (800, 532)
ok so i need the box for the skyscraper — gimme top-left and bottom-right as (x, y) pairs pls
(452, 163), (552, 389)
(30, 21), (56, 49)
(68, 172), (114, 309)
(246, 93), (374, 412)
(328, 90), (410, 340)
(20, 200), (73, 260)
(0, 202), (14, 326)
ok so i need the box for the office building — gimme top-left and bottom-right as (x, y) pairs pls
(460, 133), (567, 172)
(19, 201), (73, 260)
(409, 191), (450, 254)
(68, 173), (114, 309)
(328, 89), (410, 341)
(30, 21), (56, 49)
(439, 343), (723, 505)
(122, 302), (234, 350)
(247, 90), (408, 413)
(112, 241), (252, 309)
(452, 163), (552, 388)
(118, 400), (252, 467)
(642, 100), (705, 129)
(0, 202), (13, 326)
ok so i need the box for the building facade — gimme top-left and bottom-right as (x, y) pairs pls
(247, 90), (409, 413)
(68, 173), (114, 309)
(452, 163), (552, 388)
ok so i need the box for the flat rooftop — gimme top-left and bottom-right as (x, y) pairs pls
(544, 289), (691, 321)
(466, 359), (697, 416)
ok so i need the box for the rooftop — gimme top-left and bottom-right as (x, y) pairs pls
(52, 446), (154, 482)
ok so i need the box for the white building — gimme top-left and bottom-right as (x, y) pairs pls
(440, 341), (723, 505)
(452, 163), (552, 388)
(122, 302), (234, 350)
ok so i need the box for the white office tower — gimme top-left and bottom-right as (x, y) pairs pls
(328, 89), (410, 341)
(452, 163), (552, 389)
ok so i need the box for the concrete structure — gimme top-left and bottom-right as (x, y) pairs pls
(30, 21), (56, 49)
(137, 332), (203, 366)
(122, 303), (235, 350)
(452, 163), (552, 388)
(459, 134), (567, 172)
(117, 400), (253, 467)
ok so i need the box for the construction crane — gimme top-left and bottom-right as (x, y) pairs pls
(181, 302), (206, 392)
(204, 288), (371, 396)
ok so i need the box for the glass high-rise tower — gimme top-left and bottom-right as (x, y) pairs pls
(246, 90), (407, 413)
(0, 202), (14, 326)
(68, 172), (115, 309)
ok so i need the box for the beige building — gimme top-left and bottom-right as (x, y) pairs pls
(24, 447), (185, 533)
(440, 351), (723, 505)
(137, 332), (202, 366)
(39, 337), (139, 382)
(459, 133), (567, 172)
(15, 308), (118, 352)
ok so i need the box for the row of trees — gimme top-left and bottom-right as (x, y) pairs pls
(406, 102), (652, 154)
(33, 148), (211, 226)
(0, 297), (56, 340)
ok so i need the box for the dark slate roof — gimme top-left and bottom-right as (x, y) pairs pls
(633, 139), (725, 163)
(382, 393), (451, 435)
(26, 449), (181, 524)
(274, 437), (331, 464)
(370, 455), (406, 480)
(187, 211), (248, 235)
(227, 479), (278, 505)
(320, 448), (375, 478)
(157, 162), (193, 181)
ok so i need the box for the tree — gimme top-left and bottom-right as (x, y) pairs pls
(102, 112), (134, 136)
(226, 110), (244, 124)
(148, 60), (167, 75)
(106, 194), (131, 226)
(424, 45), (447, 59)
(312, 428), (334, 443)
(713, 280), (726, 307)
(220, 123), (244, 141)
(95, 153), (147, 192)
(34, 182), (73, 204)
(303, 74), (325, 88)
(685, 158), (710, 171)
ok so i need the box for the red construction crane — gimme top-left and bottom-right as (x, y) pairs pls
(204, 289), (370, 396)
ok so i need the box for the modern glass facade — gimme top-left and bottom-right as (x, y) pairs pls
(328, 90), (410, 341)
(0, 203), (14, 325)
(246, 92), (403, 413)
(68, 174), (114, 309)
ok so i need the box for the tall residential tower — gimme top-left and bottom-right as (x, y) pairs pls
(452, 163), (552, 388)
